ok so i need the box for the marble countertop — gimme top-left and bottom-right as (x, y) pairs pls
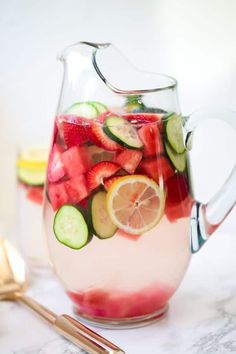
(1, 215), (236, 354)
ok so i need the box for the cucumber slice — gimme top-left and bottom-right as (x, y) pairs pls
(88, 101), (108, 114)
(165, 113), (185, 153)
(104, 116), (143, 149)
(67, 102), (99, 118)
(90, 191), (117, 239)
(165, 142), (186, 172)
(53, 205), (91, 249)
(124, 95), (145, 113)
(17, 167), (46, 186)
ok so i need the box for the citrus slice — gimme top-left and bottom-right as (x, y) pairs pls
(17, 146), (48, 186)
(16, 146), (48, 169)
(106, 175), (165, 234)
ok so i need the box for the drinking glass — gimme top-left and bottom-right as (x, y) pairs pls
(16, 145), (49, 270)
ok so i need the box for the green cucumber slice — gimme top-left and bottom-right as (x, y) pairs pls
(66, 102), (99, 119)
(53, 205), (91, 249)
(165, 142), (186, 172)
(17, 167), (46, 186)
(104, 116), (143, 149)
(90, 191), (117, 239)
(124, 95), (145, 113)
(165, 113), (185, 153)
(88, 101), (108, 114)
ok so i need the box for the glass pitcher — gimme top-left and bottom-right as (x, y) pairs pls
(43, 42), (236, 328)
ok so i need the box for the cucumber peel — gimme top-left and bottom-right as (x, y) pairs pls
(104, 116), (143, 149)
(53, 205), (91, 249)
(87, 101), (108, 114)
(165, 113), (185, 153)
(165, 142), (186, 172)
(89, 191), (117, 239)
(66, 102), (99, 118)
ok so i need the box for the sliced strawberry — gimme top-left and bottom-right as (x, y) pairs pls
(89, 120), (122, 151)
(113, 149), (142, 174)
(47, 144), (65, 183)
(103, 175), (122, 191)
(26, 186), (44, 205)
(64, 175), (89, 204)
(47, 182), (69, 211)
(140, 156), (174, 183)
(62, 115), (89, 148)
(87, 161), (120, 191)
(61, 146), (92, 178)
(138, 123), (163, 157)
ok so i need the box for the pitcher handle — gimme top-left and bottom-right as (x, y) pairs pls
(184, 108), (236, 253)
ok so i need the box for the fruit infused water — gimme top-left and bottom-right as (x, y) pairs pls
(17, 146), (49, 269)
(44, 101), (193, 326)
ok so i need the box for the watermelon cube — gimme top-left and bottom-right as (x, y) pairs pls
(113, 149), (142, 174)
(26, 186), (44, 205)
(47, 182), (69, 211)
(140, 156), (174, 183)
(65, 175), (89, 204)
(61, 146), (92, 178)
(138, 123), (163, 157)
(47, 144), (65, 183)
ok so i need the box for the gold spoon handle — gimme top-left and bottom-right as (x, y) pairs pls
(17, 294), (125, 354)
(55, 315), (125, 354)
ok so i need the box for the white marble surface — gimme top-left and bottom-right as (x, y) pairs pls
(1, 212), (236, 354)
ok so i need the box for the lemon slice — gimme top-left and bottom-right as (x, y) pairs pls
(17, 146), (48, 169)
(17, 146), (48, 186)
(106, 175), (165, 234)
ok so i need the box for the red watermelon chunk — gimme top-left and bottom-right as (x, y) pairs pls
(61, 146), (92, 178)
(65, 175), (89, 204)
(82, 289), (109, 317)
(113, 149), (142, 174)
(138, 123), (163, 157)
(26, 186), (44, 205)
(140, 156), (174, 183)
(105, 293), (130, 318)
(165, 174), (193, 222)
(165, 195), (193, 222)
(47, 144), (65, 183)
(67, 282), (174, 319)
(165, 174), (189, 204)
(47, 182), (69, 211)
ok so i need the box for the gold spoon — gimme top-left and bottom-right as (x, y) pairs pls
(0, 237), (125, 354)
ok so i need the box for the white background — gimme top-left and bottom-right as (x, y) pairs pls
(0, 0), (236, 231)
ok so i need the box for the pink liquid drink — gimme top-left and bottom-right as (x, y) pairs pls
(44, 106), (193, 327)
(43, 42), (236, 328)
(16, 146), (49, 269)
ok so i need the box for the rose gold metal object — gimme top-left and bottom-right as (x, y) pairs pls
(0, 237), (125, 354)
